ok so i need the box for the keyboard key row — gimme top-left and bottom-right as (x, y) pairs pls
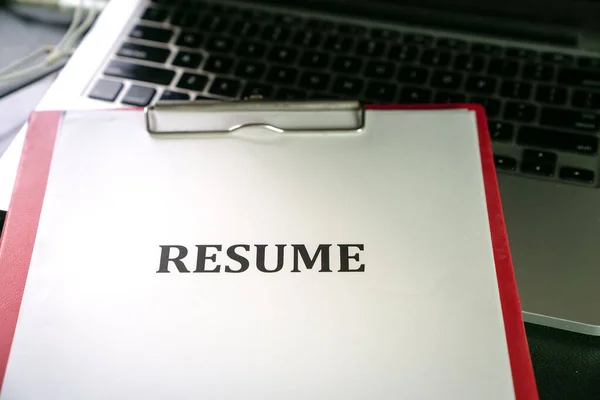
(494, 153), (594, 183)
(89, 78), (158, 106)
(137, 3), (599, 73)
(103, 58), (600, 120)
(517, 126), (597, 155)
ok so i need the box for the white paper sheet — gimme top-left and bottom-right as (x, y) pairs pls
(1, 108), (515, 400)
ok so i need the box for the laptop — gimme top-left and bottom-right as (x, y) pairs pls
(1, 0), (600, 335)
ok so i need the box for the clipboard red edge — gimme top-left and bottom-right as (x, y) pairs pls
(0, 105), (538, 399)
(0, 110), (63, 389)
(367, 103), (538, 400)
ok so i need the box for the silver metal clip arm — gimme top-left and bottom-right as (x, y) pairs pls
(144, 100), (365, 134)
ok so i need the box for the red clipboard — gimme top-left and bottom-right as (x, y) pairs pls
(0, 103), (539, 399)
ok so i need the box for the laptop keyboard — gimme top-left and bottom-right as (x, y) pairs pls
(87, 0), (600, 187)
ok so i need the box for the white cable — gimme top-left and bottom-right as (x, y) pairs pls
(0, 46), (54, 76)
(61, 5), (98, 52)
(0, 0), (99, 83)
(55, 0), (84, 50)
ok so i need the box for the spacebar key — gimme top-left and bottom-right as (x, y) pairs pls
(517, 126), (598, 155)
(104, 60), (175, 86)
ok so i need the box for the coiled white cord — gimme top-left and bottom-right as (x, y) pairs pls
(0, 0), (103, 82)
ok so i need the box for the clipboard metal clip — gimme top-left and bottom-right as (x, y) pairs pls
(144, 99), (365, 135)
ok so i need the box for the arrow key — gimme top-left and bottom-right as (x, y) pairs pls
(559, 167), (595, 184)
(521, 161), (556, 177)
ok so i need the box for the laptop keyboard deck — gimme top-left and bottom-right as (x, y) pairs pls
(86, 0), (600, 188)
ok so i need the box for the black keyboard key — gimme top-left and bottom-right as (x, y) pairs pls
(522, 63), (555, 81)
(299, 72), (330, 91)
(160, 90), (190, 101)
(121, 85), (156, 106)
(129, 25), (173, 43)
(523, 149), (557, 164)
(88, 79), (123, 102)
(559, 167), (595, 184)
(261, 25), (290, 42)
(500, 81), (532, 99)
(506, 47), (537, 59)
(558, 68), (600, 88)
(434, 92), (466, 103)
(504, 101), (537, 122)
(176, 31), (203, 48)
(399, 87), (432, 103)
(104, 60), (175, 85)
(370, 28), (399, 40)
(199, 15), (229, 33)
(275, 88), (308, 100)
(471, 43), (503, 55)
(488, 121), (514, 141)
(240, 8), (272, 20)
(309, 93), (340, 100)
(436, 38), (467, 50)
(324, 35), (354, 52)
(518, 126), (598, 155)
(578, 57), (600, 70)
(231, 20), (260, 37)
(204, 55), (234, 73)
(420, 49), (451, 67)
(541, 52), (573, 65)
(388, 44), (419, 62)
(365, 61), (395, 79)
(403, 33), (433, 45)
(454, 54), (485, 72)
(332, 77), (363, 96)
(494, 155), (517, 171)
(241, 82), (274, 99)
(521, 161), (556, 177)
(306, 18), (335, 31)
(237, 41), (266, 59)
(293, 31), (322, 48)
(141, 7), (169, 23)
(170, 10), (196, 28)
(398, 66), (428, 84)
(299, 51), (329, 69)
(487, 58), (519, 77)
(234, 61), (265, 80)
(205, 36), (235, 53)
(273, 14), (304, 25)
(431, 71), (463, 90)
(539, 107), (599, 132)
(211, 4), (240, 15)
(172, 51), (203, 69)
(471, 97), (501, 118)
(535, 85), (567, 105)
(337, 23), (367, 35)
(365, 82), (397, 102)
(332, 56), (362, 74)
(572, 90), (600, 109)
(267, 66), (297, 84)
(176, 72), (208, 91)
(356, 39), (386, 57)
(268, 46), (298, 64)
(208, 77), (240, 98)
(465, 76), (497, 94)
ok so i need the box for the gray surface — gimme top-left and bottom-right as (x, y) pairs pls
(0, 6), (68, 158)
(0, 6), (69, 68)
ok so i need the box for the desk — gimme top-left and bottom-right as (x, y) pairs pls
(0, 5), (599, 399)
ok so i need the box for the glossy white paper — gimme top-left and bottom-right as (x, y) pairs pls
(1, 108), (515, 400)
